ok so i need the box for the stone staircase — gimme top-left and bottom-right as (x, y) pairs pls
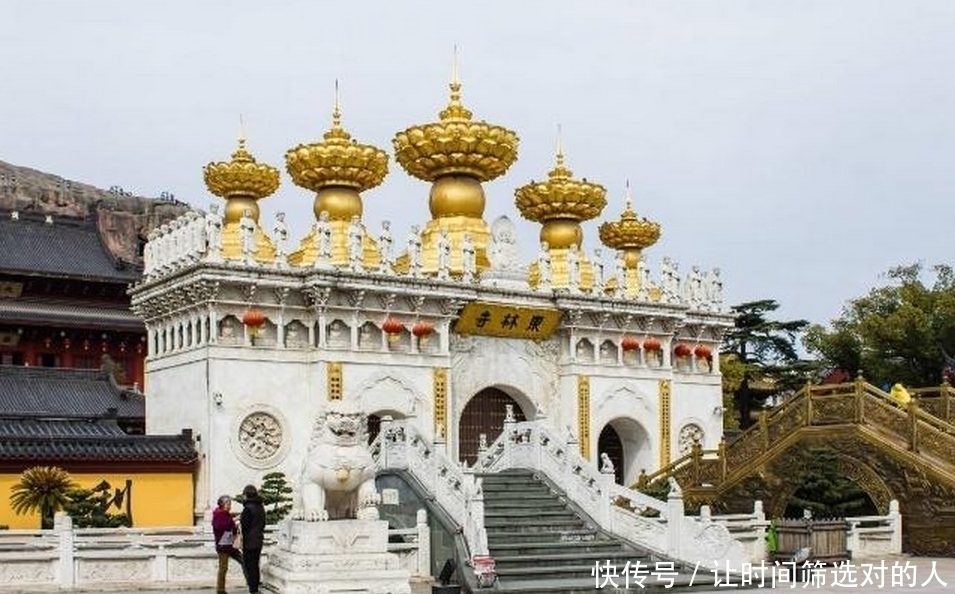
(481, 470), (709, 593)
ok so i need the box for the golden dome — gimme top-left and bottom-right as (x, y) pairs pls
(514, 144), (607, 224)
(393, 65), (519, 182)
(598, 184), (661, 251)
(203, 138), (280, 201)
(286, 92), (389, 194)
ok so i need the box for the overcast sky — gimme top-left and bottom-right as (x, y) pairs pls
(3, 1), (953, 328)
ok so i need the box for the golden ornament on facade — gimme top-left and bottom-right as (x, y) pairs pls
(393, 70), (518, 183)
(598, 184), (661, 251)
(514, 148), (607, 224)
(285, 96), (389, 194)
(203, 138), (280, 201)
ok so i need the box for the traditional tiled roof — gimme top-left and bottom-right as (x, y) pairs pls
(0, 299), (144, 331)
(0, 417), (196, 463)
(0, 368), (197, 465)
(0, 213), (140, 282)
(0, 366), (143, 419)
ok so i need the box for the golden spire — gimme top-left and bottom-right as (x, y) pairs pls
(598, 181), (661, 253)
(515, 134), (607, 248)
(203, 135), (280, 204)
(391, 50), (520, 277)
(516, 135), (606, 292)
(202, 131), (280, 261)
(285, 83), (387, 269)
(285, 82), (389, 219)
(598, 182), (661, 297)
(393, 52), (518, 183)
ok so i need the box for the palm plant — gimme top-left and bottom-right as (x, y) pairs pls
(10, 466), (76, 528)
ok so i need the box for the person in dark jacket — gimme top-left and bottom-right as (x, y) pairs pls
(212, 495), (243, 594)
(240, 484), (267, 594)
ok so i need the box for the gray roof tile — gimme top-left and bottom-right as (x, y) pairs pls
(0, 214), (140, 281)
(0, 366), (144, 418)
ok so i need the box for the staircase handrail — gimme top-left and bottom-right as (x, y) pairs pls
(476, 415), (748, 567)
(371, 417), (489, 557)
(644, 378), (955, 499)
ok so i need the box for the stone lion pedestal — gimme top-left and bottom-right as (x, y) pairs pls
(264, 519), (411, 594)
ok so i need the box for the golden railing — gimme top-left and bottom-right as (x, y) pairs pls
(636, 379), (955, 494)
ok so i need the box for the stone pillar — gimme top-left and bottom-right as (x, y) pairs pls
(666, 482), (684, 560)
(54, 512), (74, 588)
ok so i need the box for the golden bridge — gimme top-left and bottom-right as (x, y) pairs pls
(638, 377), (955, 555)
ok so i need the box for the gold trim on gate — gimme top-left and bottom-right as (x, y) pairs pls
(578, 375), (591, 460)
(659, 379), (671, 466)
(433, 368), (448, 438)
(327, 361), (343, 400)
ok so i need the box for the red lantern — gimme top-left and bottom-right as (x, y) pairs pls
(242, 309), (267, 340)
(621, 336), (640, 352)
(694, 344), (712, 360)
(643, 337), (662, 352)
(674, 343), (692, 358)
(412, 321), (434, 340)
(382, 317), (404, 342)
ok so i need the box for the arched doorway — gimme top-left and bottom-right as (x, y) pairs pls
(598, 425), (624, 485)
(458, 388), (526, 466)
(367, 410), (406, 445)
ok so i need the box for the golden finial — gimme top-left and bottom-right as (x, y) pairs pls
(556, 124), (565, 167)
(440, 46), (472, 121)
(204, 130), (280, 200)
(285, 82), (388, 195)
(394, 51), (518, 182)
(332, 79), (342, 128)
(515, 141), (606, 248)
(598, 182), (661, 252)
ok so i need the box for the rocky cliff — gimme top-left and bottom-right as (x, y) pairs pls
(0, 159), (190, 268)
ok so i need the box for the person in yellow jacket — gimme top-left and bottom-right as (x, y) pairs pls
(889, 383), (912, 408)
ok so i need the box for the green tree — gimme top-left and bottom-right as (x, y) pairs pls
(259, 472), (294, 524)
(64, 480), (132, 528)
(235, 472), (293, 525)
(9, 466), (77, 529)
(805, 263), (955, 388)
(783, 446), (878, 518)
(722, 300), (813, 428)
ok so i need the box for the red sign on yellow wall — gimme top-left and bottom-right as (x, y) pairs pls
(453, 302), (562, 340)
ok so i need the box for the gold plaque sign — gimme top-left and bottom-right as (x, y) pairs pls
(453, 302), (562, 340)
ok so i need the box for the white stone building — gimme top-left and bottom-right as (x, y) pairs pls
(130, 75), (732, 519)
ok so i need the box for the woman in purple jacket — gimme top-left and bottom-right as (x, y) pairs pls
(212, 495), (244, 594)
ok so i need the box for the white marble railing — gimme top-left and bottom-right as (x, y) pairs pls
(845, 500), (903, 558)
(144, 210), (208, 279)
(372, 417), (488, 558)
(476, 415), (748, 569)
(140, 210), (726, 313)
(0, 511), (431, 591)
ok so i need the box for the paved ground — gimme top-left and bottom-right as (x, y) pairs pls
(12, 557), (953, 593)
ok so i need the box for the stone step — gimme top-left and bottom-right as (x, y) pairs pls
(493, 550), (650, 570)
(487, 528), (603, 545)
(484, 500), (568, 510)
(484, 517), (588, 530)
(484, 508), (579, 519)
(490, 539), (634, 556)
(493, 573), (713, 593)
(481, 484), (555, 494)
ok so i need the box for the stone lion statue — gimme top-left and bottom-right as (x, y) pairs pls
(292, 401), (380, 521)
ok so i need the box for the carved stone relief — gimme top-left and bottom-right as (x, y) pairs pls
(233, 407), (289, 469)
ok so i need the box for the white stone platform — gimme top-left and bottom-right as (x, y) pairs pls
(263, 519), (411, 594)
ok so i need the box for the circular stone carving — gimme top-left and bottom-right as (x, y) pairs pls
(678, 423), (704, 455)
(234, 409), (289, 469)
